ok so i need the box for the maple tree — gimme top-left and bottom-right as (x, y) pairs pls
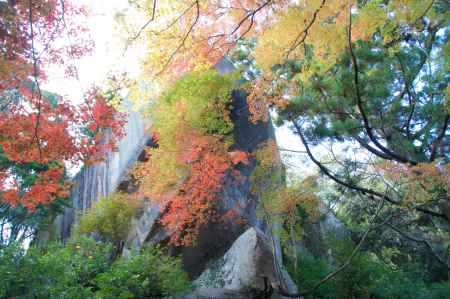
(133, 70), (249, 245)
(0, 1), (126, 211)
(122, 0), (448, 218)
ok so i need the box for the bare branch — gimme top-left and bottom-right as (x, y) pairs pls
(130, 0), (157, 42)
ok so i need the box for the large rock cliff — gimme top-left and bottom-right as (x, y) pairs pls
(54, 107), (149, 239)
(56, 59), (299, 297)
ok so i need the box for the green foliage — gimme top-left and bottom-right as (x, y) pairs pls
(154, 69), (238, 138)
(74, 193), (141, 245)
(0, 236), (113, 299)
(287, 250), (341, 299)
(95, 246), (190, 298)
(287, 236), (448, 299)
(0, 238), (190, 299)
(134, 69), (239, 199)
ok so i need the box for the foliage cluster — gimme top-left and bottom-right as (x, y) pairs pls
(0, 0), (127, 219)
(95, 246), (190, 298)
(74, 193), (141, 247)
(0, 236), (189, 299)
(250, 139), (319, 226)
(287, 237), (450, 299)
(133, 70), (249, 245)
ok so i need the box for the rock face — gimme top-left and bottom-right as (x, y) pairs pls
(167, 288), (250, 299)
(56, 58), (300, 296)
(122, 59), (278, 277)
(195, 228), (274, 290)
(54, 107), (149, 239)
(195, 228), (298, 298)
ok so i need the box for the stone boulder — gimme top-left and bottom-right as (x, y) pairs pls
(195, 227), (299, 297)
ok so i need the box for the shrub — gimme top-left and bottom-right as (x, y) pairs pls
(74, 193), (141, 246)
(0, 236), (114, 299)
(286, 237), (440, 299)
(95, 246), (190, 298)
(0, 238), (190, 299)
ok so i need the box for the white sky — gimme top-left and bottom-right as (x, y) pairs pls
(43, 0), (140, 103)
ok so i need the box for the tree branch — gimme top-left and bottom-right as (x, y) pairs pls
(387, 223), (450, 271)
(129, 0), (157, 42)
(347, 10), (417, 165)
(285, 0), (326, 58)
(277, 202), (394, 298)
(155, 0), (199, 76)
(291, 120), (448, 221)
(429, 114), (449, 162)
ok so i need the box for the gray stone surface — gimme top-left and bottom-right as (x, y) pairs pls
(195, 227), (274, 290)
(54, 107), (149, 239)
(165, 288), (250, 299)
(195, 227), (299, 298)
(122, 200), (161, 258)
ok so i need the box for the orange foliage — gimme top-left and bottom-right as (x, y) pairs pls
(377, 161), (450, 206)
(2, 165), (70, 210)
(136, 131), (249, 246)
(163, 134), (249, 245)
(0, 88), (126, 209)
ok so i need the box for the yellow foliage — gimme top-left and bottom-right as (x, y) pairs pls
(254, 0), (351, 75)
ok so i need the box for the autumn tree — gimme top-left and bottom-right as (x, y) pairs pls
(119, 0), (449, 289)
(0, 1), (127, 244)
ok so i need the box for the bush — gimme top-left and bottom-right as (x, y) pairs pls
(287, 250), (342, 299)
(0, 238), (190, 299)
(95, 246), (190, 298)
(286, 236), (443, 299)
(0, 236), (113, 299)
(429, 281), (450, 299)
(74, 193), (141, 246)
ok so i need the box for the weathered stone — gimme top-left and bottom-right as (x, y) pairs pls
(54, 107), (149, 240)
(195, 227), (298, 298)
(122, 200), (161, 259)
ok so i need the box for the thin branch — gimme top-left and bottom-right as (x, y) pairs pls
(387, 223), (450, 271)
(28, 0), (43, 159)
(291, 120), (448, 221)
(130, 0), (157, 42)
(285, 0), (326, 58)
(277, 202), (394, 298)
(155, 0), (199, 77)
(229, 0), (272, 37)
(277, 147), (307, 154)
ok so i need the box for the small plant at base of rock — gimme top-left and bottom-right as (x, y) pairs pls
(74, 192), (141, 248)
(94, 246), (190, 299)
